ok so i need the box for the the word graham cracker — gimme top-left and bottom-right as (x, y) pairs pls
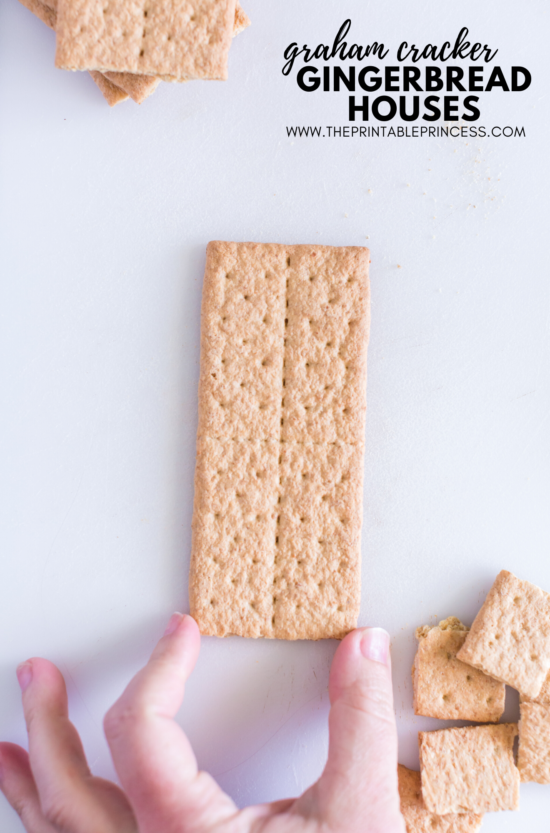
(398, 765), (483, 833)
(55, 0), (237, 80)
(413, 616), (505, 722)
(419, 724), (520, 815)
(457, 570), (550, 699)
(518, 700), (550, 784)
(190, 241), (370, 640)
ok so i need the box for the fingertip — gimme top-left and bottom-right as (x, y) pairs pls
(163, 613), (200, 640)
(0, 743), (31, 786)
(329, 627), (392, 702)
(18, 658), (67, 692)
(336, 627), (391, 662)
(358, 627), (390, 665)
(180, 614), (201, 642)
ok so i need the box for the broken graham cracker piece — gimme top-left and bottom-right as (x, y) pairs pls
(398, 765), (483, 833)
(102, 71), (160, 104)
(88, 69), (129, 105)
(457, 570), (550, 699)
(413, 616), (505, 722)
(419, 724), (519, 815)
(190, 242), (370, 640)
(518, 700), (550, 783)
(55, 0), (237, 80)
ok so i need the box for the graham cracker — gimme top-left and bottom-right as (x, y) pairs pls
(398, 765), (483, 833)
(457, 570), (550, 699)
(18, 0), (126, 104)
(419, 724), (519, 815)
(19, 0), (160, 104)
(518, 701), (550, 783)
(55, 0), (237, 80)
(413, 616), (505, 722)
(190, 242), (370, 639)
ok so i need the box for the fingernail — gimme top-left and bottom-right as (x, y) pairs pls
(360, 628), (390, 665)
(16, 662), (33, 693)
(164, 612), (185, 636)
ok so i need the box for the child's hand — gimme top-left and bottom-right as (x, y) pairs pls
(0, 615), (405, 833)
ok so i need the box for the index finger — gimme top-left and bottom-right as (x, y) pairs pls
(104, 614), (235, 833)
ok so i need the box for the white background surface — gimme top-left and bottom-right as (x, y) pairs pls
(1, 0), (549, 829)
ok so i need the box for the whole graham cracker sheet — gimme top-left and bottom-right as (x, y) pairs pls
(413, 617), (505, 723)
(55, 0), (238, 80)
(419, 724), (520, 815)
(457, 570), (550, 699)
(190, 242), (370, 640)
(398, 765), (483, 833)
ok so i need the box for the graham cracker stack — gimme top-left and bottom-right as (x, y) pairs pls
(18, 0), (250, 105)
(190, 242), (370, 640)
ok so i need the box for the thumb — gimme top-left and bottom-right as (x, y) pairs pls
(311, 628), (404, 833)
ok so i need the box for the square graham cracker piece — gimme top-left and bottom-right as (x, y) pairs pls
(457, 570), (550, 699)
(413, 616), (505, 722)
(398, 765), (483, 833)
(55, 0), (237, 80)
(190, 241), (370, 640)
(419, 724), (519, 815)
(518, 700), (550, 783)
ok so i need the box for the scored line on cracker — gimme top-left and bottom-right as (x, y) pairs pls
(190, 242), (370, 640)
